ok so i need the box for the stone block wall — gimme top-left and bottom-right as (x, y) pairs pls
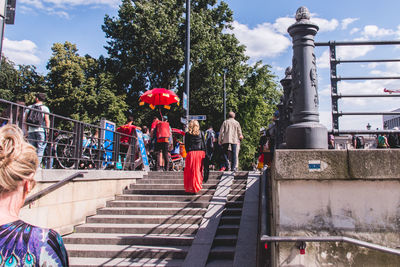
(270, 149), (400, 266)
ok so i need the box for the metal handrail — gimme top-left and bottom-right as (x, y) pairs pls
(261, 235), (400, 256)
(24, 171), (87, 207)
(316, 40), (400, 46)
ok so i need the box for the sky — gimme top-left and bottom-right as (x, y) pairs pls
(4, 0), (400, 131)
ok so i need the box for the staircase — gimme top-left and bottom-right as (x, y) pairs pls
(64, 171), (259, 267)
(206, 173), (248, 266)
(65, 171), (221, 267)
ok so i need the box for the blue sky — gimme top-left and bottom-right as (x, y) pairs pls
(5, 0), (400, 130)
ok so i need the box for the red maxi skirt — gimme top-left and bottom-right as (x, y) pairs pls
(184, 150), (205, 193)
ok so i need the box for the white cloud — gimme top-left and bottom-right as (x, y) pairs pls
(273, 17), (295, 34)
(317, 45), (375, 69)
(230, 21), (291, 60)
(341, 18), (358, 30)
(312, 17), (339, 32)
(350, 28), (360, 35)
(337, 45), (375, 59)
(3, 38), (41, 65)
(362, 25), (395, 38)
(20, 0), (119, 18)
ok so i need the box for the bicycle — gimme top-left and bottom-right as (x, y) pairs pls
(54, 132), (112, 169)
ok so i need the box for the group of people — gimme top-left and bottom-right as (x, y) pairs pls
(183, 111), (243, 194)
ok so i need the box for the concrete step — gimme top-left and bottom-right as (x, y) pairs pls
(209, 246), (235, 259)
(63, 233), (194, 246)
(75, 223), (199, 235)
(69, 257), (184, 267)
(220, 215), (241, 225)
(129, 184), (218, 190)
(227, 195), (244, 201)
(206, 259), (234, 267)
(97, 207), (207, 216)
(115, 194), (213, 202)
(221, 207), (242, 216)
(229, 188), (246, 194)
(65, 244), (188, 259)
(145, 171), (222, 178)
(124, 188), (216, 195)
(135, 179), (220, 185)
(213, 234), (238, 246)
(225, 201), (244, 208)
(86, 214), (203, 225)
(216, 225), (240, 235)
(106, 200), (210, 208)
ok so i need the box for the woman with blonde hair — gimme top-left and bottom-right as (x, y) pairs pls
(184, 120), (206, 193)
(0, 125), (69, 266)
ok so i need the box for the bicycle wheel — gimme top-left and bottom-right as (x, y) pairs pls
(54, 134), (76, 169)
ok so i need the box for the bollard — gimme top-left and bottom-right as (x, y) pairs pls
(285, 7), (328, 149)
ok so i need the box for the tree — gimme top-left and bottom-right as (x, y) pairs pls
(46, 42), (128, 125)
(102, 0), (282, 169)
(0, 57), (46, 102)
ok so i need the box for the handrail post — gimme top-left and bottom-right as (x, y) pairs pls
(73, 122), (84, 169)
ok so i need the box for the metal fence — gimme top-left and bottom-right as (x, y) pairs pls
(315, 40), (400, 134)
(0, 99), (140, 170)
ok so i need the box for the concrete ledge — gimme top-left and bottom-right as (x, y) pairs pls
(22, 170), (146, 235)
(348, 149), (400, 179)
(274, 149), (400, 180)
(273, 149), (349, 180)
(35, 169), (147, 182)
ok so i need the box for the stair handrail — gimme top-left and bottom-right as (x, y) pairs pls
(24, 171), (87, 207)
(260, 235), (400, 256)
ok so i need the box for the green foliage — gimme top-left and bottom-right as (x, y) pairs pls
(46, 42), (128, 125)
(0, 0), (282, 170)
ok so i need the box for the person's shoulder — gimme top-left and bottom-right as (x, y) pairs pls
(42, 105), (50, 112)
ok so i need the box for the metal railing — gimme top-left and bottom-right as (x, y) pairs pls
(24, 172), (86, 207)
(0, 99), (141, 170)
(260, 235), (400, 256)
(315, 40), (400, 132)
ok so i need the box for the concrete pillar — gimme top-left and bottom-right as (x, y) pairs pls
(278, 67), (293, 148)
(285, 6), (328, 149)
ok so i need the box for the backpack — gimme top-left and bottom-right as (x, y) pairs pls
(26, 104), (43, 126)
(356, 136), (364, 149)
(205, 130), (215, 151)
(156, 121), (171, 139)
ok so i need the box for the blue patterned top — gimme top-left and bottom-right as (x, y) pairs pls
(0, 220), (69, 266)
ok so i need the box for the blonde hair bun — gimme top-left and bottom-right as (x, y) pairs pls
(0, 124), (38, 193)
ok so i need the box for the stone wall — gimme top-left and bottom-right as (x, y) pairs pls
(270, 149), (400, 266)
(20, 170), (145, 235)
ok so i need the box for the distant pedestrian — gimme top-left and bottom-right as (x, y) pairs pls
(155, 116), (172, 171)
(24, 93), (50, 166)
(377, 134), (390, 148)
(218, 111), (243, 172)
(204, 125), (216, 182)
(388, 127), (400, 148)
(328, 133), (335, 149)
(352, 135), (364, 149)
(184, 120), (206, 193)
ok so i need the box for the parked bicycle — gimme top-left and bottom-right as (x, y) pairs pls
(54, 131), (113, 169)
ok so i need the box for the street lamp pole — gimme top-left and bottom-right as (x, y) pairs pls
(223, 70), (226, 121)
(184, 0), (190, 123)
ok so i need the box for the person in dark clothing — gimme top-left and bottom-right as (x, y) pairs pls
(204, 126), (216, 182)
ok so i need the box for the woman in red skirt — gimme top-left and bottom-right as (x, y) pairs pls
(184, 120), (206, 193)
